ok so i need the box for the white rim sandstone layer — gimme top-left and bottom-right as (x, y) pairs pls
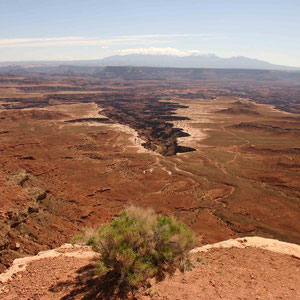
(0, 244), (97, 283)
(191, 236), (300, 258)
(1, 236), (299, 283)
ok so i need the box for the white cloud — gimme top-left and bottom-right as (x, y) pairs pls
(0, 33), (216, 48)
(119, 47), (204, 56)
(0, 37), (140, 48)
(120, 33), (212, 39)
(0, 37), (83, 46)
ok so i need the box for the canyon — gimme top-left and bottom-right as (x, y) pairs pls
(0, 67), (299, 273)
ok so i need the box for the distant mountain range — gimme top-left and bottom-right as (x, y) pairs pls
(0, 54), (299, 71)
(97, 54), (300, 70)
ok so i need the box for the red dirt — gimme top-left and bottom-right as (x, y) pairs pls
(0, 73), (300, 273)
(0, 246), (299, 299)
(141, 247), (300, 300)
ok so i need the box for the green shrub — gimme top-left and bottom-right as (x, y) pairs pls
(75, 206), (196, 288)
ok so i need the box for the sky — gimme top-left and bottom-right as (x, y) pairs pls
(0, 0), (299, 66)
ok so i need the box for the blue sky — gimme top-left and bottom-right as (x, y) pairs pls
(0, 0), (299, 66)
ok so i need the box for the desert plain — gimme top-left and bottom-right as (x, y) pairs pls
(0, 66), (299, 272)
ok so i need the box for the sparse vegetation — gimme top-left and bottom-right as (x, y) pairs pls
(74, 205), (196, 289)
(197, 256), (208, 265)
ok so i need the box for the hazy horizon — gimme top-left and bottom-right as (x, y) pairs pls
(1, 0), (299, 67)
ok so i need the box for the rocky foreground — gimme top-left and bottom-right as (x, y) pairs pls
(0, 237), (299, 299)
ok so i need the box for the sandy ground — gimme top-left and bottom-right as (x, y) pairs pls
(141, 247), (300, 300)
(43, 102), (151, 154)
(166, 99), (213, 149)
(0, 237), (299, 299)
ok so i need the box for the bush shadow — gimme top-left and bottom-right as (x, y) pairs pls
(49, 260), (137, 300)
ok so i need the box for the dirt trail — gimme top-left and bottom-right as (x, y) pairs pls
(221, 125), (251, 165)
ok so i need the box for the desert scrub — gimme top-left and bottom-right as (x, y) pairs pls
(74, 206), (196, 289)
